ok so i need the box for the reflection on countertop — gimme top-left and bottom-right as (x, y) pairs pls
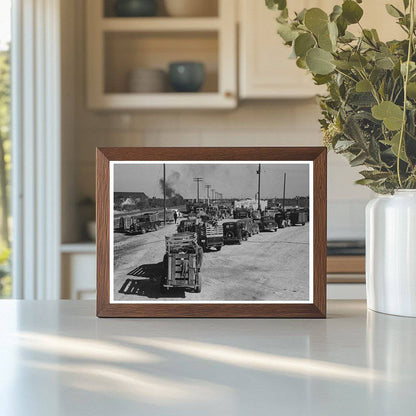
(327, 239), (365, 256)
(0, 300), (416, 415)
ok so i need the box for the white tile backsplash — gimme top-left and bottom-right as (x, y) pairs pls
(72, 90), (371, 241)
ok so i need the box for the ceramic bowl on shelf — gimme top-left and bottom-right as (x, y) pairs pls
(127, 68), (167, 93)
(168, 62), (205, 92)
(164, 0), (217, 17)
(114, 0), (158, 17)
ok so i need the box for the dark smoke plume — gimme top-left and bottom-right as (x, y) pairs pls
(160, 171), (181, 198)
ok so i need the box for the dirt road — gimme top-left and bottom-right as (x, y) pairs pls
(113, 223), (310, 302)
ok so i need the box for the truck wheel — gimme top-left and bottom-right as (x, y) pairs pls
(226, 231), (234, 240)
(160, 281), (168, 294)
(197, 247), (203, 269)
(216, 246), (222, 251)
(195, 277), (202, 293)
(302, 222), (305, 226)
(163, 254), (168, 272)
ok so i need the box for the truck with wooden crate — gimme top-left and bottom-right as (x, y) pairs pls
(287, 208), (308, 226)
(161, 233), (203, 293)
(259, 215), (278, 232)
(127, 212), (160, 234)
(197, 221), (224, 252)
(177, 218), (198, 233)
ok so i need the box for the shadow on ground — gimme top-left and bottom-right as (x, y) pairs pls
(118, 262), (185, 299)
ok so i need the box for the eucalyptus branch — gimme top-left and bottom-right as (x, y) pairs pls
(267, 0), (416, 193)
(358, 69), (381, 104)
(397, 0), (415, 188)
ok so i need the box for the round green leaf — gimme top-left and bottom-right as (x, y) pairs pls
(356, 79), (372, 93)
(294, 33), (315, 57)
(375, 56), (395, 70)
(342, 0), (363, 24)
(371, 101), (403, 131)
(318, 32), (333, 52)
(317, 22), (338, 52)
(266, 0), (287, 11)
(304, 8), (329, 35)
(407, 82), (416, 99)
(296, 57), (307, 69)
(306, 48), (335, 75)
(330, 5), (343, 22)
(277, 23), (299, 42)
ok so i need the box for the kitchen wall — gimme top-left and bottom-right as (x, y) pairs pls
(61, 0), (374, 243)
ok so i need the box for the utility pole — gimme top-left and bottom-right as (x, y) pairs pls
(282, 172), (287, 212)
(163, 164), (166, 226)
(205, 184), (211, 205)
(193, 177), (203, 202)
(257, 164), (261, 211)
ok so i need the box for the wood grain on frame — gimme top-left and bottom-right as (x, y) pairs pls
(96, 147), (327, 318)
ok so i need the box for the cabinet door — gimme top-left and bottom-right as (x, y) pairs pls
(239, 0), (403, 99)
(239, 0), (323, 99)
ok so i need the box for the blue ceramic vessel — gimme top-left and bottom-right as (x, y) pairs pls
(169, 62), (205, 93)
(114, 0), (158, 17)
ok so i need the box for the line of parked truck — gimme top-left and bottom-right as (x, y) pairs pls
(117, 203), (308, 295)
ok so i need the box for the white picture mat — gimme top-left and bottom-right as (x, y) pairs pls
(109, 160), (314, 304)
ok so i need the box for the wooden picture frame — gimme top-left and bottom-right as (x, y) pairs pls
(97, 147), (327, 318)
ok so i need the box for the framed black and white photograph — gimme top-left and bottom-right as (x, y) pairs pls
(97, 147), (327, 317)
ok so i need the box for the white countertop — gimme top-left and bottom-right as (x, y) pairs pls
(0, 300), (415, 416)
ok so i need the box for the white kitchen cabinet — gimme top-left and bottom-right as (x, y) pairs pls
(86, 0), (237, 109)
(61, 244), (96, 300)
(238, 0), (404, 99)
(239, 0), (325, 99)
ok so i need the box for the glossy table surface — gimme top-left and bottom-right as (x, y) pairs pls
(0, 300), (415, 416)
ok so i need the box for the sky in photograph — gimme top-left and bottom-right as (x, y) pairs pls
(0, 0), (11, 50)
(114, 163), (310, 199)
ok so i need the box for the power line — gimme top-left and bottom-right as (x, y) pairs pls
(193, 177), (203, 202)
(205, 184), (211, 203)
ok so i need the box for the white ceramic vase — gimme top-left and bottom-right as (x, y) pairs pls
(366, 190), (416, 317)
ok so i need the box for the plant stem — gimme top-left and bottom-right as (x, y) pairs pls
(334, 68), (357, 83)
(397, 0), (415, 188)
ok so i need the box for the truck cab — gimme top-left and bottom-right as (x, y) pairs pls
(223, 220), (243, 244)
(259, 216), (278, 232)
(236, 218), (255, 240)
(128, 213), (159, 234)
(197, 221), (224, 252)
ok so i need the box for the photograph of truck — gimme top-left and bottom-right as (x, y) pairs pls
(112, 162), (311, 302)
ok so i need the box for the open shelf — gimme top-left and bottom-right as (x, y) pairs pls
(101, 17), (221, 32)
(61, 242), (96, 254)
(103, 0), (219, 18)
(86, 0), (237, 109)
(104, 31), (219, 94)
(90, 92), (235, 109)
